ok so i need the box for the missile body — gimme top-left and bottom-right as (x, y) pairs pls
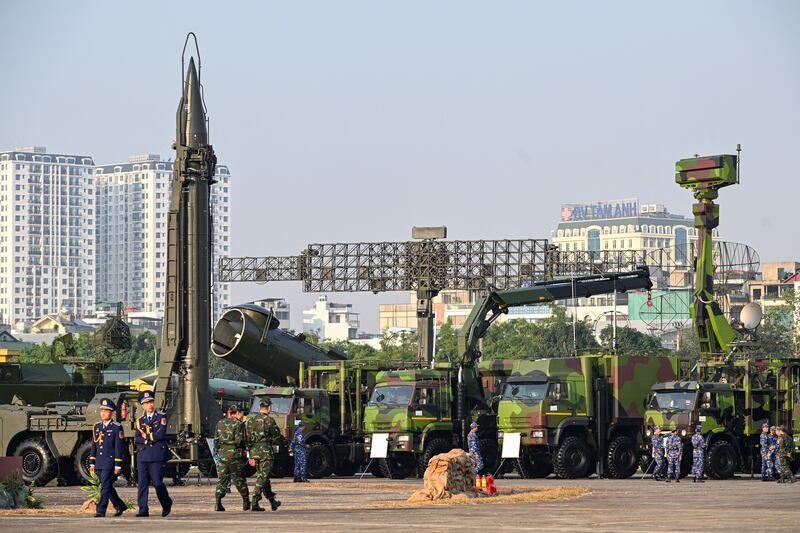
(155, 56), (216, 446)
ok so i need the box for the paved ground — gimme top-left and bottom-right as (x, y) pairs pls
(2, 474), (799, 532)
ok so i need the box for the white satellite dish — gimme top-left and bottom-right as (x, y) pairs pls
(740, 303), (763, 330)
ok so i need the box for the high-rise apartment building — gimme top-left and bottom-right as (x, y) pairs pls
(95, 154), (231, 323)
(0, 147), (96, 329)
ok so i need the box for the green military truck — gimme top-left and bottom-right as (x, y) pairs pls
(642, 151), (800, 479)
(248, 360), (398, 478)
(643, 359), (800, 479)
(362, 267), (655, 479)
(497, 354), (679, 479)
(363, 362), (507, 479)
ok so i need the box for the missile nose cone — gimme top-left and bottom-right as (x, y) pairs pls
(183, 57), (207, 147)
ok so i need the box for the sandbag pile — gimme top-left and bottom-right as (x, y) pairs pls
(407, 448), (483, 502)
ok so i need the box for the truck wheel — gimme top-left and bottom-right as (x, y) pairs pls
(707, 440), (737, 479)
(368, 460), (385, 478)
(335, 460), (359, 477)
(15, 438), (57, 486)
(379, 454), (415, 479)
(198, 460), (217, 478)
(515, 448), (553, 479)
(72, 440), (94, 484)
(606, 436), (638, 479)
(307, 442), (334, 478)
(272, 456), (292, 478)
(479, 438), (499, 476)
(553, 436), (591, 479)
(417, 438), (452, 476)
(638, 451), (652, 474)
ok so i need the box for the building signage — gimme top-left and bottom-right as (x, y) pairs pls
(560, 199), (639, 222)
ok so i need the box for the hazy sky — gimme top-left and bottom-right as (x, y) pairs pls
(2, 1), (798, 332)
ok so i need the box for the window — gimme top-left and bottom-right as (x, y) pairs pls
(587, 229), (600, 252)
(674, 227), (688, 263)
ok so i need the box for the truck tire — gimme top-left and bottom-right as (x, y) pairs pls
(272, 456), (292, 478)
(515, 448), (553, 479)
(368, 460), (385, 478)
(479, 438), (499, 476)
(417, 438), (452, 476)
(379, 454), (415, 479)
(307, 441), (334, 478)
(638, 451), (653, 474)
(15, 438), (57, 486)
(72, 439), (94, 485)
(606, 436), (638, 479)
(707, 440), (737, 479)
(553, 436), (592, 479)
(335, 460), (359, 477)
(198, 461), (217, 478)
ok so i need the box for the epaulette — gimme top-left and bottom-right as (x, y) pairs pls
(111, 421), (121, 426)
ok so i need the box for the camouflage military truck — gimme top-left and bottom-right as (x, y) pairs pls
(497, 354), (678, 479)
(363, 361), (512, 479)
(249, 360), (424, 479)
(643, 359), (800, 479)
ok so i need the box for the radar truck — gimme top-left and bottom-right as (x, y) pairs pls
(643, 151), (800, 479)
(363, 267), (655, 479)
(497, 354), (678, 479)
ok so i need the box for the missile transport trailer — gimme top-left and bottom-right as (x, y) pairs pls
(497, 354), (678, 479)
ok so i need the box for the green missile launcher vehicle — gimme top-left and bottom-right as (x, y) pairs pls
(497, 354), (678, 479)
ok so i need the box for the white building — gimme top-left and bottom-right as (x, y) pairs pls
(0, 147), (96, 330)
(252, 298), (291, 330)
(95, 154), (231, 323)
(302, 296), (359, 341)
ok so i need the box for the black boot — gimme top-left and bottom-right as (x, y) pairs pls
(243, 495), (251, 511)
(251, 499), (265, 512)
(665, 478), (670, 483)
(693, 477), (696, 483)
(269, 497), (281, 512)
(675, 477), (680, 483)
(214, 494), (225, 512)
(293, 477), (300, 483)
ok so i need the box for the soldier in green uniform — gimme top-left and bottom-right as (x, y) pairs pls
(245, 398), (284, 512)
(776, 426), (796, 484)
(214, 404), (250, 511)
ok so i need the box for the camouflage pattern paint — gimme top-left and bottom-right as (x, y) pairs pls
(497, 355), (678, 448)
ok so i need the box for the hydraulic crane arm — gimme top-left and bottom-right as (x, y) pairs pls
(457, 266), (653, 366)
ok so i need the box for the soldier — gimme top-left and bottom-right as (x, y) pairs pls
(664, 428), (682, 483)
(690, 425), (705, 483)
(651, 426), (665, 481)
(245, 399), (283, 511)
(760, 423), (773, 481)
(290, 420), (308, 482)
(214, 404), (250, 511)
(769, 426), (780, 480)
(89, 398), (127, 518)
(134, 390), (173, 517)
(776, 426), (795, 484)
(467, 421), (484, 474)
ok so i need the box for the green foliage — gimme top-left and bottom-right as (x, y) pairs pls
(18, 331), (160, 369)
(481, 306), (600, 360)
(0, 471), (45, 509)
(80, 471), (102, 504)
(599, 325), (663, 355)
(754, 307), (795, 358)
(435, 320), (458, 361)
(377, 330), (419, 361)
(324, 339), (378, 360)
(209, 355), (263, 383)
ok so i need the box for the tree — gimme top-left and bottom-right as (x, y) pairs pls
(435, 320), (458, 361)
(599, 325), (663, 355)
(377, 330), (419, 361)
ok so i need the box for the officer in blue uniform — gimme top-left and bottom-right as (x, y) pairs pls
(89, 398), (127, 518)
(134, 390), (173, 517)
(291, 420), (308, 482)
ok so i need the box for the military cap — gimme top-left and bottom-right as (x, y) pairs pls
(297, 420), (305, 426)
(671, 427), (678, 432)
(228, 403), (241, 413)
(259, 398), (272, 408)
(654, 425), (661, 431)
(470, 422), (479, 429)
(770, 426), (777, 431)
(762, 423), (770, 429)
(98, 397), (117, 411)
(695, 425), (702, 432)
(139, 390), (155, 404)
